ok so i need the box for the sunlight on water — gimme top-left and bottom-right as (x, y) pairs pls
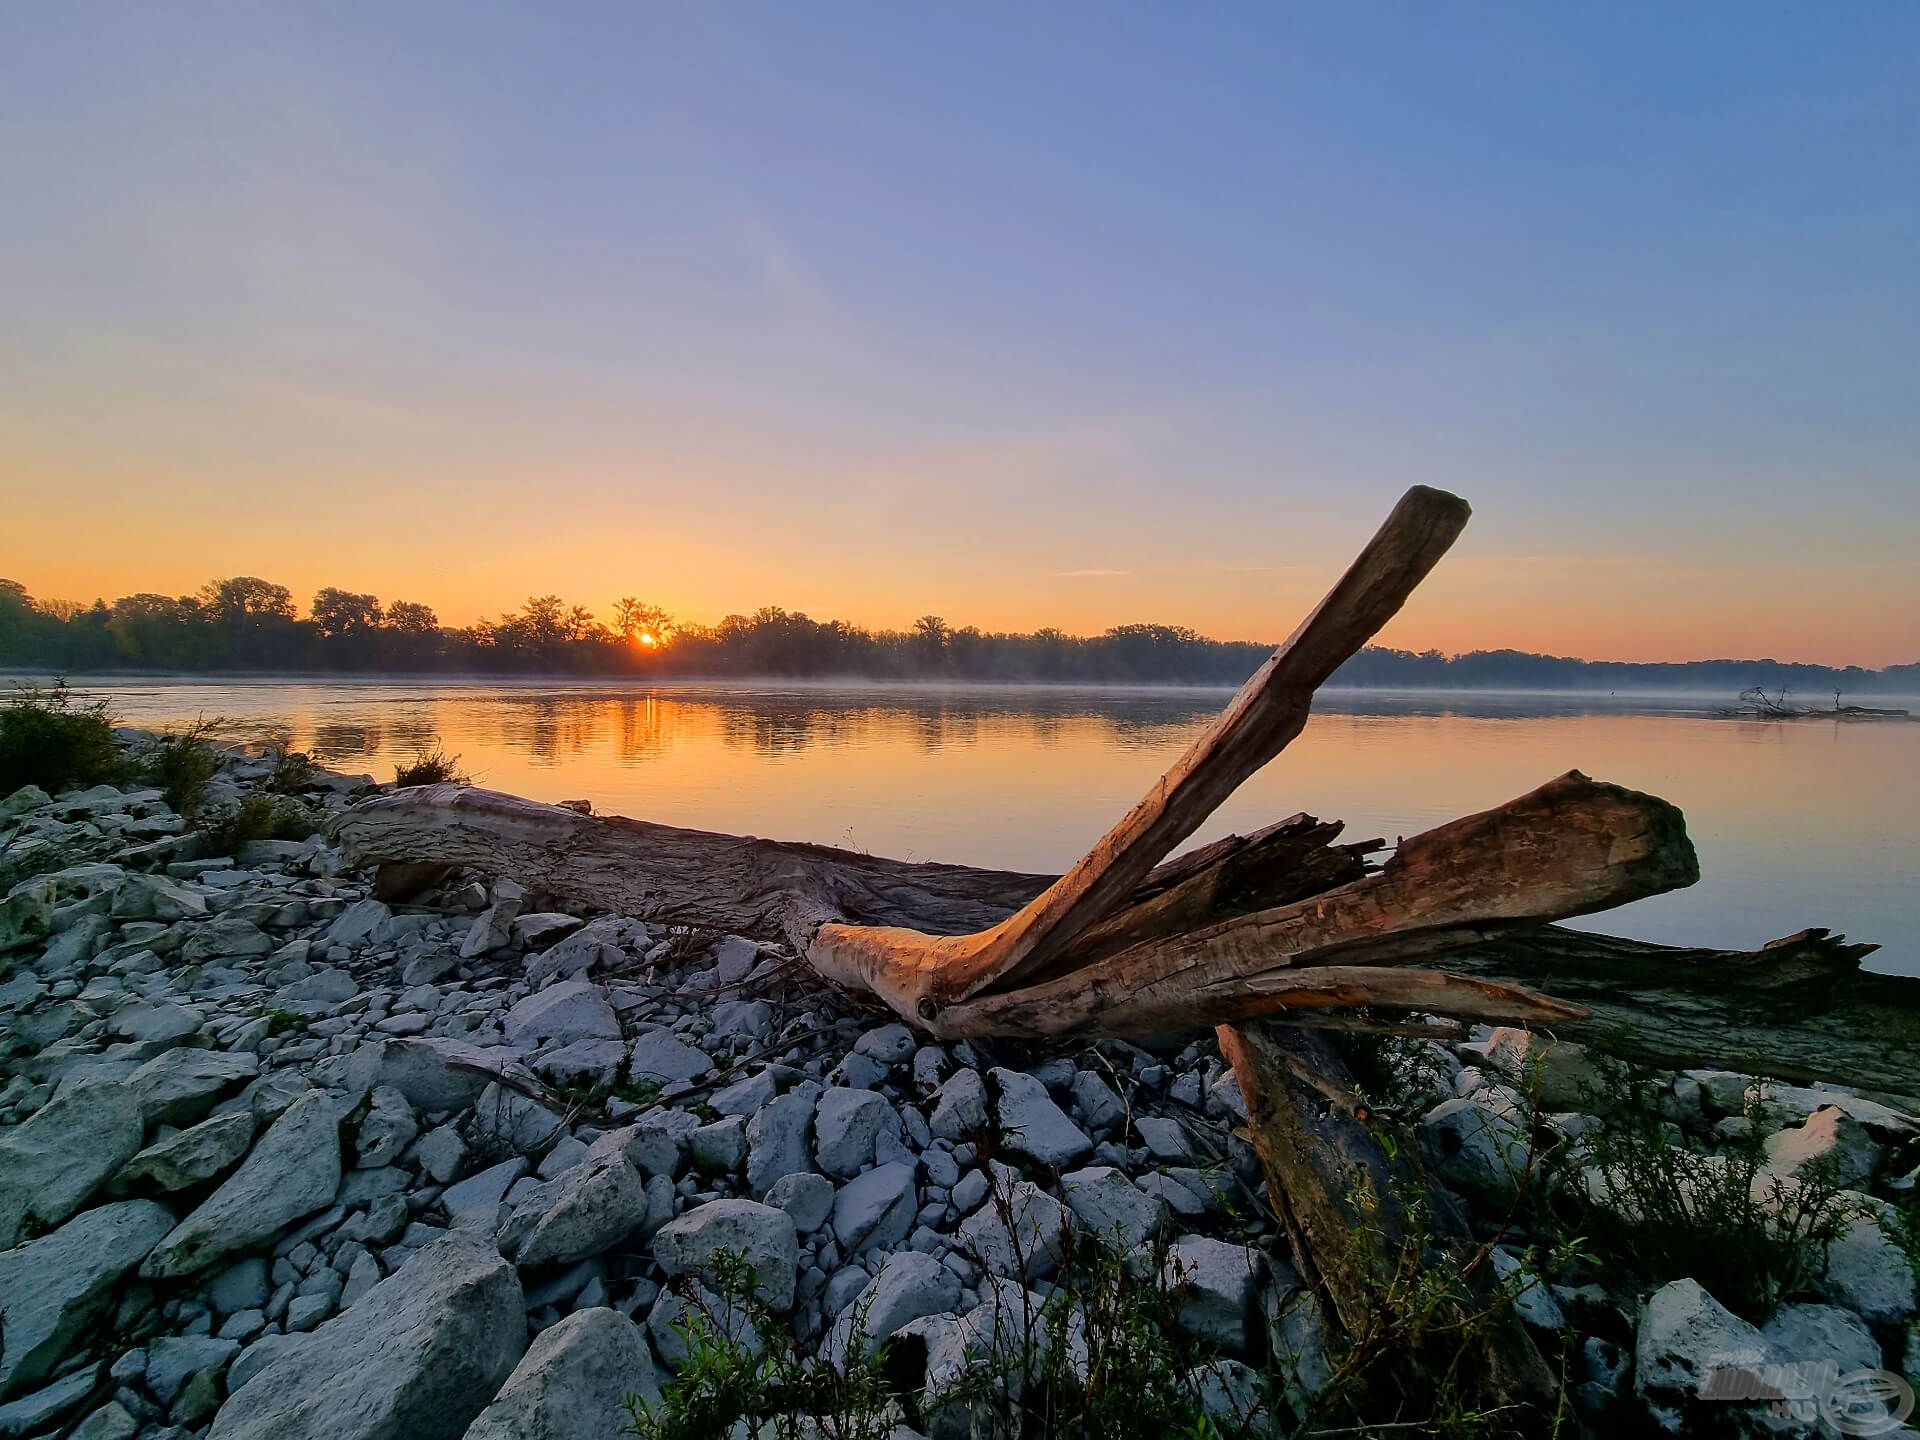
(72, 678), (1920, 976)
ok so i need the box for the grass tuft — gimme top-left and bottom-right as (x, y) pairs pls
(142, 718), (225, 817)
(393, 744), (469, 787)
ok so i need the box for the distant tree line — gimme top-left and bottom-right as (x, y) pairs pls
(2, 576), (1915, 693)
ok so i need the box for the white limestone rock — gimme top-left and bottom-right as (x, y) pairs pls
(1059, 1166), (1165, 1252)
(832, 1162), (920, 1256)
(111, 1111), (257, 1194)
(989, 1068), (1091, 1168)
(823, 1251), (961, 1366)
(653, 1198), (800, 1311)
(205, 1231), (526, 1440)
(813, 1087), (906, 1180)
(500, 1149), (651, 1268)
(125, 1048), (259, 1127)
(502, 981), (620, 1051)
(354, 1086), (418, 1169)
(955, 1171), (1072, 1280)
(0, 1199), (174, 1399)
(143, 1090), (346, 1278)
(1163, 1235), (1265, 1358)
(746, 1084), (819, 1198)
(0, 1080), (144, 1247)
(463, 1307), (662, 1440)
(626, 1030), (714, 1087)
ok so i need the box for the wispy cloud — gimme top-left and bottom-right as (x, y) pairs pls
(1050, 563), (1281, 579)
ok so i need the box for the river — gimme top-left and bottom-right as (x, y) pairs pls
(50, 676), (1920, 976)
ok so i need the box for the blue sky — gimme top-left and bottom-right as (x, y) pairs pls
(3, 3), (1915, 663)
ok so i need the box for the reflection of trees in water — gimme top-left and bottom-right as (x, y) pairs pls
(308, 722), (385, 759)
(497, 697), (597, 765)
(687, 690), (1218, 758)
(268, 688), (1238, 771)
(472, 694), (672, 767)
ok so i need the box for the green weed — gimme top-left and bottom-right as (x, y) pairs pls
(0, 680), (124, 795)
(394, 745), (469, 787)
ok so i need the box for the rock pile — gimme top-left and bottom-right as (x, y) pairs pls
(0, 738), (1914, 1439)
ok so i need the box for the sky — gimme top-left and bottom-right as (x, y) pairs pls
(1, 4), (1916, 667)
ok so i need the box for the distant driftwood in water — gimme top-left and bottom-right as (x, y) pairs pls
(1712, 685), (1912, 721)
(335, 488), (1919, 1429)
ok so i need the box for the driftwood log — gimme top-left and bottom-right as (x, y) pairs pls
(334, 486), (1918, 1432)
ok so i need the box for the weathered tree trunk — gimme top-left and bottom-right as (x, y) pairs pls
(332, 485), (1918, 1435)
(1219, 1022), (1560, 1425)
(334, 778), (1913, 1091)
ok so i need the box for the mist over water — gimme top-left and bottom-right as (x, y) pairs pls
(71, 676), (1920, 978)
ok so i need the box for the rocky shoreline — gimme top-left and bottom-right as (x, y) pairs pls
(1, 733), (1915, 1439)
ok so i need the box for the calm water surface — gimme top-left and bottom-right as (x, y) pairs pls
(64, 678), (1920, 976)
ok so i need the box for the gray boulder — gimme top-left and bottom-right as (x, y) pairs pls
(823, 1251), (961, 1365)
(182, 915), (274, 964)
(813, 1087), (904, 1179)
(746, 1084), (818, 1197)
(0, 1365), (104, 1438)
(525, 917), (628, 987)
(1060, 1166), (1165, 1251)
(929, 1069), (988, 1141)
(832, 1161), (919, 1255)
(441, 1158), (528, 1229)
(0, 1199), (174, 1399)
(354, 1086), (418, 1169)
(1070, 1070), (1126, 1132)
(469, 1082), (564, 1156)
(653, 1198), (799, 1311)
(143, 1090), (345, 1278)
(146, 1335), (239, 1406)
(955, 1172), (1072, 1279)
(1419, 1096), (1529, 1206)
(1164, 1236), (1265, 1358)
(502, 981), (620, 1051)
(332, 1037), (516, 1113)
(206, 1231), (526, 1440)
(463, 1307), (662, 1440)
(767, 1171), (834, 1235)
(499, 1150), (650, 1268)
(1763, 1105), (1884, 1187)
(0, 1081), (144, 1247)
(1760, 1303), (1881, 1378)
(626, 1030), (713, 1087)
(1634, 1278), (1777, 1420)
(111, 1111), (257, 1194)
(1810, 1201), (1918, 1323)
(989, 1068), (1091, 1168)
(322, 898), (392, 949)
(126, 1049), (260, 1127)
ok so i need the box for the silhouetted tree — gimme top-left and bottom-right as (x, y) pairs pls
(0, 573), (1912, 692)
(310, 589), (383, 639)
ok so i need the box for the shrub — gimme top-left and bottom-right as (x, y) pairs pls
(1551, 1067), (1856, 1319)
(393, 745), (468, 787)
(266, 747), (319, 794)
(625, 1238), (1243, 1440)
(938, 1231), (1224, 1440)
(142, 718), (224, 817)
(198, 793), (319, 857)
(0, 680), (124, 795)
(625, 1249), (895, 1440)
